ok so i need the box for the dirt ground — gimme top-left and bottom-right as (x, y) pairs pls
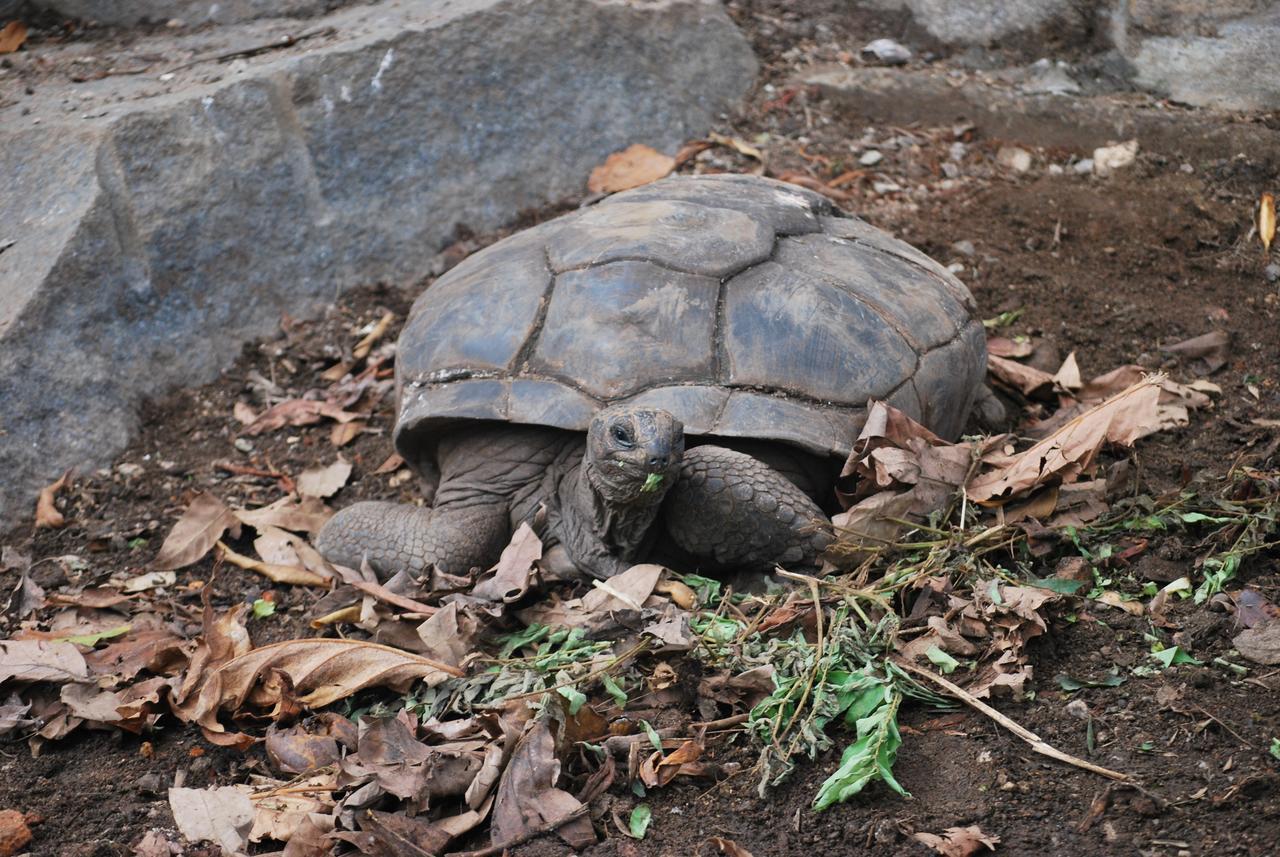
(3, 2), (1280, 855)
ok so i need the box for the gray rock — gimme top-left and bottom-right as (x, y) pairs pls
(898, 0), (1074, 45)
(1021, 59), (1081, 95)
(0, 0), (756, 523)
(1265, 263), (1280, 284)
(29, 0), (334, 25)
(1128, 12), (1280, 110)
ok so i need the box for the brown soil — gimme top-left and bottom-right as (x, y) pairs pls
(4, 2), (1280, 855)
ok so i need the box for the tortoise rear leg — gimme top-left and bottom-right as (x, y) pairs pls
(662, 446), (833, 574)
(316, 499), (511, 579)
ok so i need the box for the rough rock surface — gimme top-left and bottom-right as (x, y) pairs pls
(0, 0), (756, 524)
(30, 0), (332, 25)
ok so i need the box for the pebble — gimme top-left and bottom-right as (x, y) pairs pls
(1048, 163), (1064, 175)
(871, 181), (902, 194)
(951, 239), (976, 257)
(234, 438), (254, 453)
(942, 162), (960, 178)
(996, 146), (1032, 173)
(1093, 139), (1139, 176)
(948, 141), (967, 161)
(947, 262), (965, 274)
(858, 149), (884, 166)
(1263, 263), (1279, 283)
(1072, 158), (1094, 174)
(861, 38), (911, 66)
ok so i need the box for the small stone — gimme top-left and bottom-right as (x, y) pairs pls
(871, 181), (902, 194)
(1093, 139), (1139, 176)
(1048, 163), (1064, 175)
(116, 462), (144, 478)
(996, 146), (1032, 173)
(1022, 59), (1081, 96)
(1065, 699), (1091, 720)
(233, 438), (254, 453)
(951, 240), (976, 257)
(861, 38), (911, 66)
(1072, 158), (1094, 174)
(1263, 263), (1279, 284)
(1180, 163), (1194, 173)
(858, 150), (883, 166)
(136, 772), (165, 796)
(941, 162), (960, 178)
(948, 141), (967, 161)
(947, 262), (964, 274)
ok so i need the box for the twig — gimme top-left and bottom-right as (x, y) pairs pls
(775, 570), (825, 744)
(444, 804), (589, 857)
(166, 27), (334, 73)
(893, 657), (1135, 783)
(602, 714), (749, 754)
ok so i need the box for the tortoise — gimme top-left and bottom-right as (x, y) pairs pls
(317, 174), (987, 581)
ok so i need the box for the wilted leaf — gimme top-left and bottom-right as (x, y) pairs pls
(218, 541), (333, 588)
(913, 825), (1000, 856)
(473, 523), (542, 602)
(168, 787), (254, 855)
(986, 336), (1034, 359)
(416, 602), (480, 668)
(987, 353), (1056, 398)
(34, 470), (71, 529)
(266, 725), (342, 774)
(232, 401), (259, 425)
(1096, 590), (1143, 616)
(353, 809), (452, 856)
(154, 493), (241, 570)
(330, 420), (365, 448)
(967, 377), (1162, 504)
(175, 639), (460, 736)
(491, 720), (595, 849)
(0, 21), (27, 54)
(582, 564), (663, 612)
(0, 640), (89, 684)
(235, 496), (333, 536)
(246, 775), (335, 844)
(244, 399), (363, 436)
(297, 459), (352, 499)
(587, 144), (675, 193)
(1160, 330), (1230, 375)
(1233, 621), (1280, 665)
(708, 131), (765, 161)
(84, 630), (187, 681)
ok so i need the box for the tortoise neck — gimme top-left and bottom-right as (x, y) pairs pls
(566, 456), (668, 561)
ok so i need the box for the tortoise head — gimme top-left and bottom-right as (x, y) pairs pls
(584, 406), (685, 505)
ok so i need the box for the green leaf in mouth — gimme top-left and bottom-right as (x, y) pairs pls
(641, 473), (664, 493)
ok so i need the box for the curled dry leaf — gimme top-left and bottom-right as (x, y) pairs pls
(175, 639), (461, 737)
(353, 311), (395, 360)
(153, 493), (241, 570)
(967, 377), (1161, 504)
(0, 809), (34, 856)
(168, 787), (254, 856)
(587, 143), (675, 194)
(913, 825), (1000, 857)
(235, 496), (334, 536)
(218, 541), (333, 588)
(246, 774), (336, 844)
(330, 419), (366, 448)
(34, 470), (72, 529)
(472, 523), (542, 603)
(296, 458), (352, 499)
(0, 20), (27, 54)
(243, 399), (363, 436)
(1160, 330), (1230, 375)
(491, 720), (595, 850)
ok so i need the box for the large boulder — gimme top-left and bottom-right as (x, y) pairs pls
(0, 0), (757, 525)
(28, 0), (329, 25)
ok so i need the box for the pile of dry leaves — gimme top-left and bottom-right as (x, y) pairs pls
(3, 331), (1253, 857)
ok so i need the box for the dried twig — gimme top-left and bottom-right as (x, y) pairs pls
(893, 657), (1135, 783)
(443, 804), (589, 857)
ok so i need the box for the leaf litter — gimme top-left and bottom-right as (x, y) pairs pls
(4, 318), (1279, 855)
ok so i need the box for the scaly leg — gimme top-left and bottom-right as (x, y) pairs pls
(662, 445), (833, 573)
(316, 499), (510, 579)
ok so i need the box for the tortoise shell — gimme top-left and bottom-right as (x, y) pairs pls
(395, 174), (985, 462)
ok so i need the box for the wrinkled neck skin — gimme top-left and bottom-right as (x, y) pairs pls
(553, 450), (673, 579)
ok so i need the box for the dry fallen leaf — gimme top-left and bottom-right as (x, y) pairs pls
(34, 470), (71, 529)
(296, 458), (352, 499)
(175, 639), (460, 737)
(244, 399), (363, 436)
(245, 774), (335, 844)
(587, 143), (675, 194)
(1260, 192), (1275, 254)
(914, 825), (1001, 857)
(153, 493), (241, 570)
(0, 21), (27, 54)
(491, 720), (595, 850)
(967, 377), (1161, 504)
(330, 420), (365, 447)
(0, 809), (34, 857)
(0, 640), (89, 684)
(472, 523), (542, 602)
(235, 496), (334, 536)
(353, 311), (395, 360)
(709, 837), (756, 857)
(232, 401), (259, 425)
(218, 541), (333, 588)
(168, 787), (254, 855)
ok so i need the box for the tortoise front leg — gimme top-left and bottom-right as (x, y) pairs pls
(662, 446), (833, 574)
(316, 499), (511, 579)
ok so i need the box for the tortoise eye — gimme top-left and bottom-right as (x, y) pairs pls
(611, 424), (634, 449)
